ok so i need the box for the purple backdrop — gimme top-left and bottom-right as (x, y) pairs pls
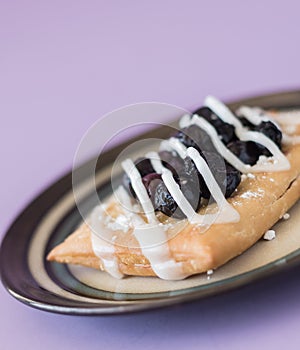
(1, 1), (300, 349)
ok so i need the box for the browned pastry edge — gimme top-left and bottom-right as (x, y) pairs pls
(47, 142), (300, 278)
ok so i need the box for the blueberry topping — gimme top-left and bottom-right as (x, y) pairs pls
(122, 157), (155, 197)
(200, 152), (241, 199)
(134, 157), (155, 176)
(237, 116), (282, 157)
(182, 156), (200, 181)
(149, 175), (201, 219)
(238, 117), (254, 129)
(159, 151), (184, 180)
(179, 178), (202, 215)
(253, 121), (282, 148)
(151, 179), (184, 218)
(142, 173), (162, 196)
(121, 104), (282, 220)
(174, 125), (215, 153)
(193, 107), (237, 144)
(224, 163), (242, 197)
(227, 140), (261, 165)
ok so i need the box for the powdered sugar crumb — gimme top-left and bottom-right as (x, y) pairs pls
(263, 230), (276, 241)
(283, 213), (290, 220)
(207, 269), (214, 280)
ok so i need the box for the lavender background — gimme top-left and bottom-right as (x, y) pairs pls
(1, 1), (300, 349)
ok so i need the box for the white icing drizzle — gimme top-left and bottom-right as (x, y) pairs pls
(180, 115), (251, 173)
(92, 185), (187, 280)
(120, 159), (187, 280)
(200, 96), (290, 172)
(148, 149), (239, 225)
(186, 148), (240, 223)
(121, 159), (157, 224)
(132, 224), (188, 280)
(91, 95), (296, 280)
(115, 185), (134, 214)
(159, 137), (187, 158)
(182, 114), (288, 173)
(236, 106), (270, 125)
(146, 151), (164, 173)
(266, 109), (300, 145)
(90, 206), (124, 279)
(239, 106), (300, 146)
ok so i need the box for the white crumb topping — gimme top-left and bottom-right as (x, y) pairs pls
(256, 155), (277, 166)
(241, 173), (255, 181)
(263, 230), (276, 241)
(241, 174), (247, 181)
(105, 214), (131, 233)
(207, 269), (214, 279)
(283, 213), (290, 220)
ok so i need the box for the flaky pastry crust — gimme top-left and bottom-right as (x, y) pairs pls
(47, 139), (300, 278)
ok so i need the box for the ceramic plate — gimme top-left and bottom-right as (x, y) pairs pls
(1, 90), (300, 315)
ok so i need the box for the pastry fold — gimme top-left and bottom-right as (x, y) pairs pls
(47, 142), (300, 277)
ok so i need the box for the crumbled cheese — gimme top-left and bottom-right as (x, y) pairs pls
(247, 173), (255, 179)
(263, 230), (276, 240)
(283, 213), (290, 220)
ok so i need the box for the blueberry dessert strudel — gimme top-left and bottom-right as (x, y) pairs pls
(47, 96), (300, 280)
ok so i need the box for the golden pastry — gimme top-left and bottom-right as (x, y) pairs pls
(47, 96), (300, 280)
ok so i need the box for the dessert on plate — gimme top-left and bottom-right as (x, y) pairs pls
(47, 96), (300, 280)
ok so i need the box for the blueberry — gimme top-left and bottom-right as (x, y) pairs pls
(227, 140), (261, 165)
(150, 176), (201, 219)
(193, 107), (237, 145)
(174, 125), (215, 153)
(142, 173), (162, 197)
(134, 157), (155, 176)
(142, 160), (202, 219)
(159, 151), (184, 180)
(238, 117), (253, 129)
(151, 179), (185, 219)
(224, 163), (241, 197)
(253, 121), (282, 148)
(200, 152), (241, 199)
(180, 178), (202, 213)
(122, 157), (155, 197)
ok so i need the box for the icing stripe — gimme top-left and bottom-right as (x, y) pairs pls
(236, 106), (270, 126)
(91, 96), (296, 280)
(90, 206), (124, 279)
(149, 150), (240, 225)
(160, 137), (187, 158)
(203, 96), (290, 171)
(121, 159), (157, 224)
(121, 158), (186, 280)
(132, 224), (188, 280)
